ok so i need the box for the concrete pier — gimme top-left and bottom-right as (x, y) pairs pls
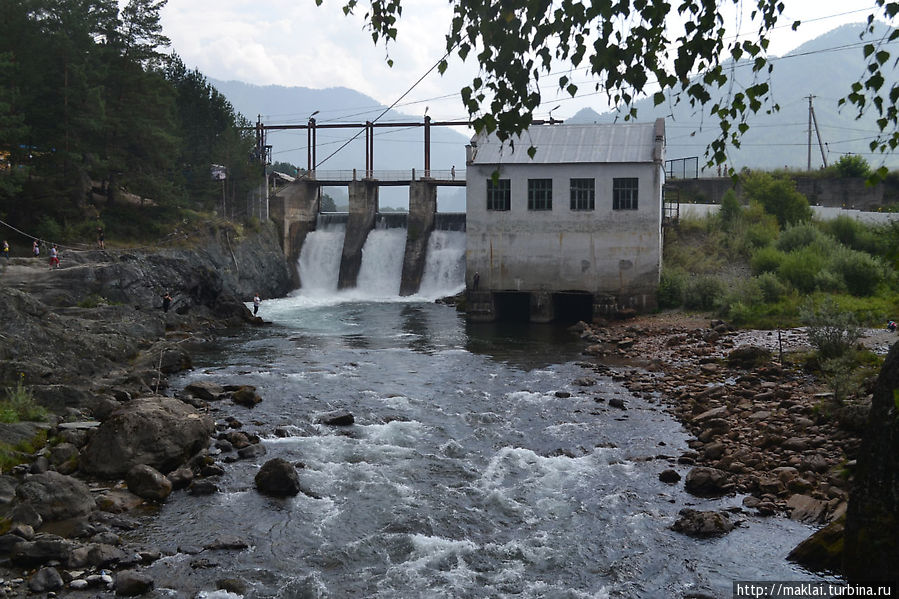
(337, 180), (379, 290)
(399, 180), (437, 296)
(269, 180), (319, 287)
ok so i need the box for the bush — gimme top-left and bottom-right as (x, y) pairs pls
(776, 223), (828, 252)
(741, 171), (812, 228)
(738, 202), (780, 251)
(719, 190), (742, 228)
(832, 154), (872, 178)
(751, 245), (786, 275)
(801, 298), (862, 360)
(778, 247), (828, 293)
(683, 275), (727, 311)
(828, 247), (883, 296)
(0, 375), (47, 423)
(658, 268), (686, 309)
(755, 272), (788, 303)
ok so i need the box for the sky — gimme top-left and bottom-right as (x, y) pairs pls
(160, 1), (892, 129)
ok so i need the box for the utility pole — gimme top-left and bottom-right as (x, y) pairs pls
(807, 95), (829, 170)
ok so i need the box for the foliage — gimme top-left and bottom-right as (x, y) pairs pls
(0, 374), (48, 423)
(750, 246), (785, 275)
(321, 193), (338, 212)
(801, 298), (862, 360)
(829, 154), (873, 178)
(778, 247), (829, 293)
(718, 190), (742, 228)
(741, 171), (812, 228)
(0, 429), (48, 475)
(324, 1), (899, 168)
(657, 268), (686, 309)
(776, 223), (828, 252)
(0, 1), (259, 244)
(828, 247), (884, 297)
(683, 275), (726, 311)
(755, 272), (788, 303)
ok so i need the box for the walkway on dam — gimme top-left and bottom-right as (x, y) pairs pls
(298, 169), (466, 187)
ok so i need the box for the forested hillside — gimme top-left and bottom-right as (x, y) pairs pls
(0, 0), (259, 245)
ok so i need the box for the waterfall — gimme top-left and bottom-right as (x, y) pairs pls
(297, 222), (345, 295)
(356, 228), (408, 297)
(296, 217), (466, 301)
(418, 230), (466, 298)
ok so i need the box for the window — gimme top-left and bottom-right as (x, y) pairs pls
(613, 178), (639, 210)
(528, 179), (553, 211)
(570, 178), (595, 211)
(486, 178), (511, 211)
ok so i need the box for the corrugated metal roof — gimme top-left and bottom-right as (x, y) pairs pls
(469, 122), (660, 165)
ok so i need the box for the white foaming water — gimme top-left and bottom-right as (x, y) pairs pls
(356, 228), (408, 297)
(297, 223), (345, 295)
(418, 230), (466, 298)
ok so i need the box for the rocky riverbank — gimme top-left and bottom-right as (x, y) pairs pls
(571, 312), (894, 567)
(0, 220), (292, 597)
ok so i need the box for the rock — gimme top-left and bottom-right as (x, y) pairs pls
(608, 398), (626, 410)
(788, 517), (845, 573)
(95, 489), (144, 513)
(8, 502), (42, 529)
(693, 406), (729, 422)
(659, 469), (681, 484)
(725, 346), (771, 369)
(316, 411), (355, 427)
(10, 536), (75, 567)
(554, 391), (571, 398)
(572, 377), (596, 387)
(28, 567), (63, 593)
(231, 386), (262, 407)
(69, 543), (127, 568)
(702, 442), (726, 460)
(217, 578), (248, 595)
(671, 509), (735, 537)
(684, 467), (734, 497)
(79, 397), (214, 478)
(14, 471), (95, 522)
(255, 458), (301, 497)
(125, 465), (173, 502)
(184, 381), (224, 401)
(167, 466), (194, 490)
(115, 570), (154, 596)
(204, 536), (250, 551)
(188, 479), (219, 496)
(237, 443), (267, 460)
(786, 494), (829, 524)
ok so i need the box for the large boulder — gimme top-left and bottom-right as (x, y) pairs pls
(684, 467), (734, 497)
(254, 458), (301, 497)
(843, 341), (899, 582)
(80, 397), (214, 478)
(15, 471), (95, 522)
(671, 509), (736, 538)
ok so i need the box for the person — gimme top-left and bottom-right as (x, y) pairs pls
(253, 292), (261, 316)
(451, 165), (456, 180)
(472, 271), (480, 290)
(32, 240), (39, 257)
(48, 244), (59, 269)
(162, 292), (173, 313)
(2, 240), (8, 260)
(888, 320), (896, 332)
(96, 227), (105, 249)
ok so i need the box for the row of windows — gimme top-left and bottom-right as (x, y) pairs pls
(486, 178), (639, 212)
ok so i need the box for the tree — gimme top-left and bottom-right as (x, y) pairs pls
(831, 154), (872, 178)
(324, 1), (899, 166)
(741, 171), (811, 229)
(320, 193), (337, 212)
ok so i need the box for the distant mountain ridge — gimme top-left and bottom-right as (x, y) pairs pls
(567, 22), (899, 170)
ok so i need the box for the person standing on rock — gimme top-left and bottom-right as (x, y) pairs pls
(96, 227), (105, 249)
(48, 244), (59, 269)
(253, 292), (261, 316)
(162, 292), (173, 313)
(2, 240), (8, 261)
(32, 239), (39, 257)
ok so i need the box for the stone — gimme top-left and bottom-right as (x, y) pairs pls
(125, 465), (173, 502)
(316, 411), (355, 427)
(27, 567), (63, 593)
(204, 536), (250, 551)
(115, 570), (154, 596)
(788, 517), (845, 573)
(572, 377), (596, 387)
(79, 397), (214, 478)
(786, 494), (829, 524)
(671, 509), (735, 537)
(608, 398), (626, 410)
(167, 466), (194, 490)
(255, 458), (301, 497)
(659, 469), (681, 484)
(69, 543), (127, 568)
(184, 381), (224, 401)
(188, 479), (219, 496)
(10, 536), (75, 568)
(95, 490), (144, 514)
(684, 467), (734, 497)
(217, 578), (248, 595)
(15, 471), (95, 522)
(237, 443), (267, 460)
(231, 386), (262, 407)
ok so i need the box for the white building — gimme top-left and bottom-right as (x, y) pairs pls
(465, 119), (666, 322)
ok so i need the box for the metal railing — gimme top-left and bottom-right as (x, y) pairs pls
(297, 169), (465, 182)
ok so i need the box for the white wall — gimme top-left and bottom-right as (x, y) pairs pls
(466, 162), (663, 298)
(680, 203), (899, 224)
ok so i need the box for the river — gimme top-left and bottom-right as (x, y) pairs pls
(123, 296), (830, 599)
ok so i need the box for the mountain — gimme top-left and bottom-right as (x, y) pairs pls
(567, 22), (899, 171)
(209, 79), (469, 210)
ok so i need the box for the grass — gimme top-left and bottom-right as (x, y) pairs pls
(0, 375), (48, 423)
(0, 428), (48, 474)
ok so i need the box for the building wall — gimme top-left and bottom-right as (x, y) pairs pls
(465, 162), (663, 302)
